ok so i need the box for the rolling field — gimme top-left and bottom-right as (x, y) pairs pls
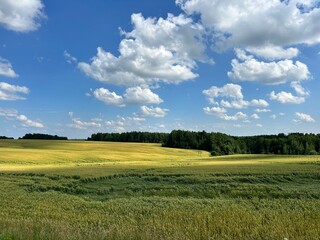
(0, 140), (320, 239)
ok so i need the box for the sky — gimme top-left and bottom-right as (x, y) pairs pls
(0, 0), (320, 139)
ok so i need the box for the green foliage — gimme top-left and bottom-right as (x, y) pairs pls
(163, 130), (320, 156)
(88, 131), (168, 143)
(0, 136), (14, 139)
(20, 133), (68, 140)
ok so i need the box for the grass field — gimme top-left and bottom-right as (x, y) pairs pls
(0, 140), (320, 239)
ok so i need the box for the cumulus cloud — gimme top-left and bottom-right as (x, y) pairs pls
(220, 99), (249, 109)
(203, 83), (243, 104)
(0, 0), (45, 32)
(290, 81), (309, 97)
(104, 115), (146, 132)
(203, 83), (269, 109)
(78, 13), (206, 87)
(0, 82), (29, 100)
(222, 112), (247, 121)
(93, 88), (125, 107)
(68, 113), (102, 129)
(251, 113), (260, 120)
(178, 0), (320, 50)
(93, 87), (162, 106)
(0, 108), (44, 128)
(140, 106), (169, 118)
(294, 112), (315, 123)
(228, 50), (310, 85)
(250, 99), (269, 108)
(0, 58), (18, 78)
(246, 45), (299, 60)
(124, 86), (163, 105)
(270, 81), (309, 104)
(270, 91), (305, 104)
(70, 118), (101, 129)
(203, 107), (247, 121)
(203, 106), (227, 115)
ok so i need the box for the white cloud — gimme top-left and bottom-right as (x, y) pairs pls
(178, 0), (320, 50)
(270, 90), (305, 104)
(64, 51), (77, 64)
(71, 119), (101, 129)
(256, 124), (263, 128)
(78, 13), (206, 87)
(246, 45), (299, 60)
(203, 107), (227, 115)
(203, 83), (269, 109)
(228, 54), (310, 85)
(203, 83), (243, 102)
(0, 108), (18, 118)
(93, 88), (125, 107)
(124, 86), (163, 105)
(270, 80), (310, 105)
(0, 58), (18, 78)
(0, 0), (45, 32)
(93, 87), (162, 106)
(141, 106), (169, 118)
(203, 107), (247, 121)
(234, 48), (253, 61)
(223, 112), (248, 121)
(255, 108), (271, 113)
(69, 117), (102, 129)
(294, 112), (315, 123)
(290, 81), (309, 96)
(0, 82), (29, 100)
(126, 117), (146, 122)
(16, 114), (44, 128)
(250, 99), (269, 107)
(0, 108), (43, 128)
(102, 115), (148, 132)
(220, 99), (249, 109)
(251, 113), (260, 120)
(271, 114), (277, 120)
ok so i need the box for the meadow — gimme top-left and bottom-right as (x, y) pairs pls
(0, 140), (320, 239)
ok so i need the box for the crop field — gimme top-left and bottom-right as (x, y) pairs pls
(0, 140), (320, 240)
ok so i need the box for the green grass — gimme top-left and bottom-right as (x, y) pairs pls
(0, 140), (320, 239)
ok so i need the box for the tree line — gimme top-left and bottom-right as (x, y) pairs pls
(0, 136), (14, 139)
(88, 132), (168, 143)
(20, 133), (68, 140)
(2, 130), (320, 155)
(162, 130), (320, 155)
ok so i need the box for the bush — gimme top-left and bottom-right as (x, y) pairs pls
(309, 150), (318, 155)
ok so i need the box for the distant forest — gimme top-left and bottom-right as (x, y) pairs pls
(89, 130), (320, 155)
(0, 136), (14, 139)
(88, 132), (168, 143)
(20, 133), (68, 140)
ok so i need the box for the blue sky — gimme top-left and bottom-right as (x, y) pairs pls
(0, 0), (319, 139)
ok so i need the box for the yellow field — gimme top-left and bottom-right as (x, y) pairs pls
(1, 139), (319, 175)
(1, 140), (320, 239)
